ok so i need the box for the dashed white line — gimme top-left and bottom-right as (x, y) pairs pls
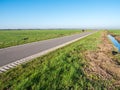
(7, 65), (14, 68)
(10, 63), (17, 67)
(0, 68), (7, 72)
(3, 66), (10, 70)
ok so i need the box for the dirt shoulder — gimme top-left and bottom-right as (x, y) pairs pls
(84, 31), (120, 88)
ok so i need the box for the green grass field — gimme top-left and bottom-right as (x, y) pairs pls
(108, 30), (120, 35)
(0, 30), (82, 48)
(0, 31), (114, 90)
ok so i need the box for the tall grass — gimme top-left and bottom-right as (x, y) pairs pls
(0, 31), (112, 90)
(0, 30), (82, 48)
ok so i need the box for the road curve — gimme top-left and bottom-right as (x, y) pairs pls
(0, 31), (95, 72)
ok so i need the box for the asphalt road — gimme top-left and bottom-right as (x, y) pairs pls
(0, 31), (95, 67)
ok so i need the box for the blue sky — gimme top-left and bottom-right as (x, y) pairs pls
(0, 0), (120, 29)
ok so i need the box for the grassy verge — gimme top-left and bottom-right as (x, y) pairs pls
(0, 31), (111, 90)
(0, 30), (82, 48)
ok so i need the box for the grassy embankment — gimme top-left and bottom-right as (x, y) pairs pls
(0, 30), (82, 48)
(0, 31), (114, 90)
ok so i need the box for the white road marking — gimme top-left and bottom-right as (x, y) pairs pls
(7, 65), (14, 68)
(10, 63), (17, 67)
(0, 68), (7, 72)
(3, 66), (9, 70)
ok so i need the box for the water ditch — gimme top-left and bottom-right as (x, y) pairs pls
(108, 35), (120, 52)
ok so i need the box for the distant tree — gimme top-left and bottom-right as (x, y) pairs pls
(82, 29), (85, 32)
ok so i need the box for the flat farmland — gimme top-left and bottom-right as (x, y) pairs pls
(0, 30), (82, 49)
(109, 30), (120, 35)
(1, 30), (120, 89)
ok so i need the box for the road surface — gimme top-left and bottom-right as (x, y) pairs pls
(0, 31), (95, 72)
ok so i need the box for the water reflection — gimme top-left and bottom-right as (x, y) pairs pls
(108, 35), (120, 52)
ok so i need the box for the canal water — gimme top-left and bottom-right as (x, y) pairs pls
(108, 35), (120, 52)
